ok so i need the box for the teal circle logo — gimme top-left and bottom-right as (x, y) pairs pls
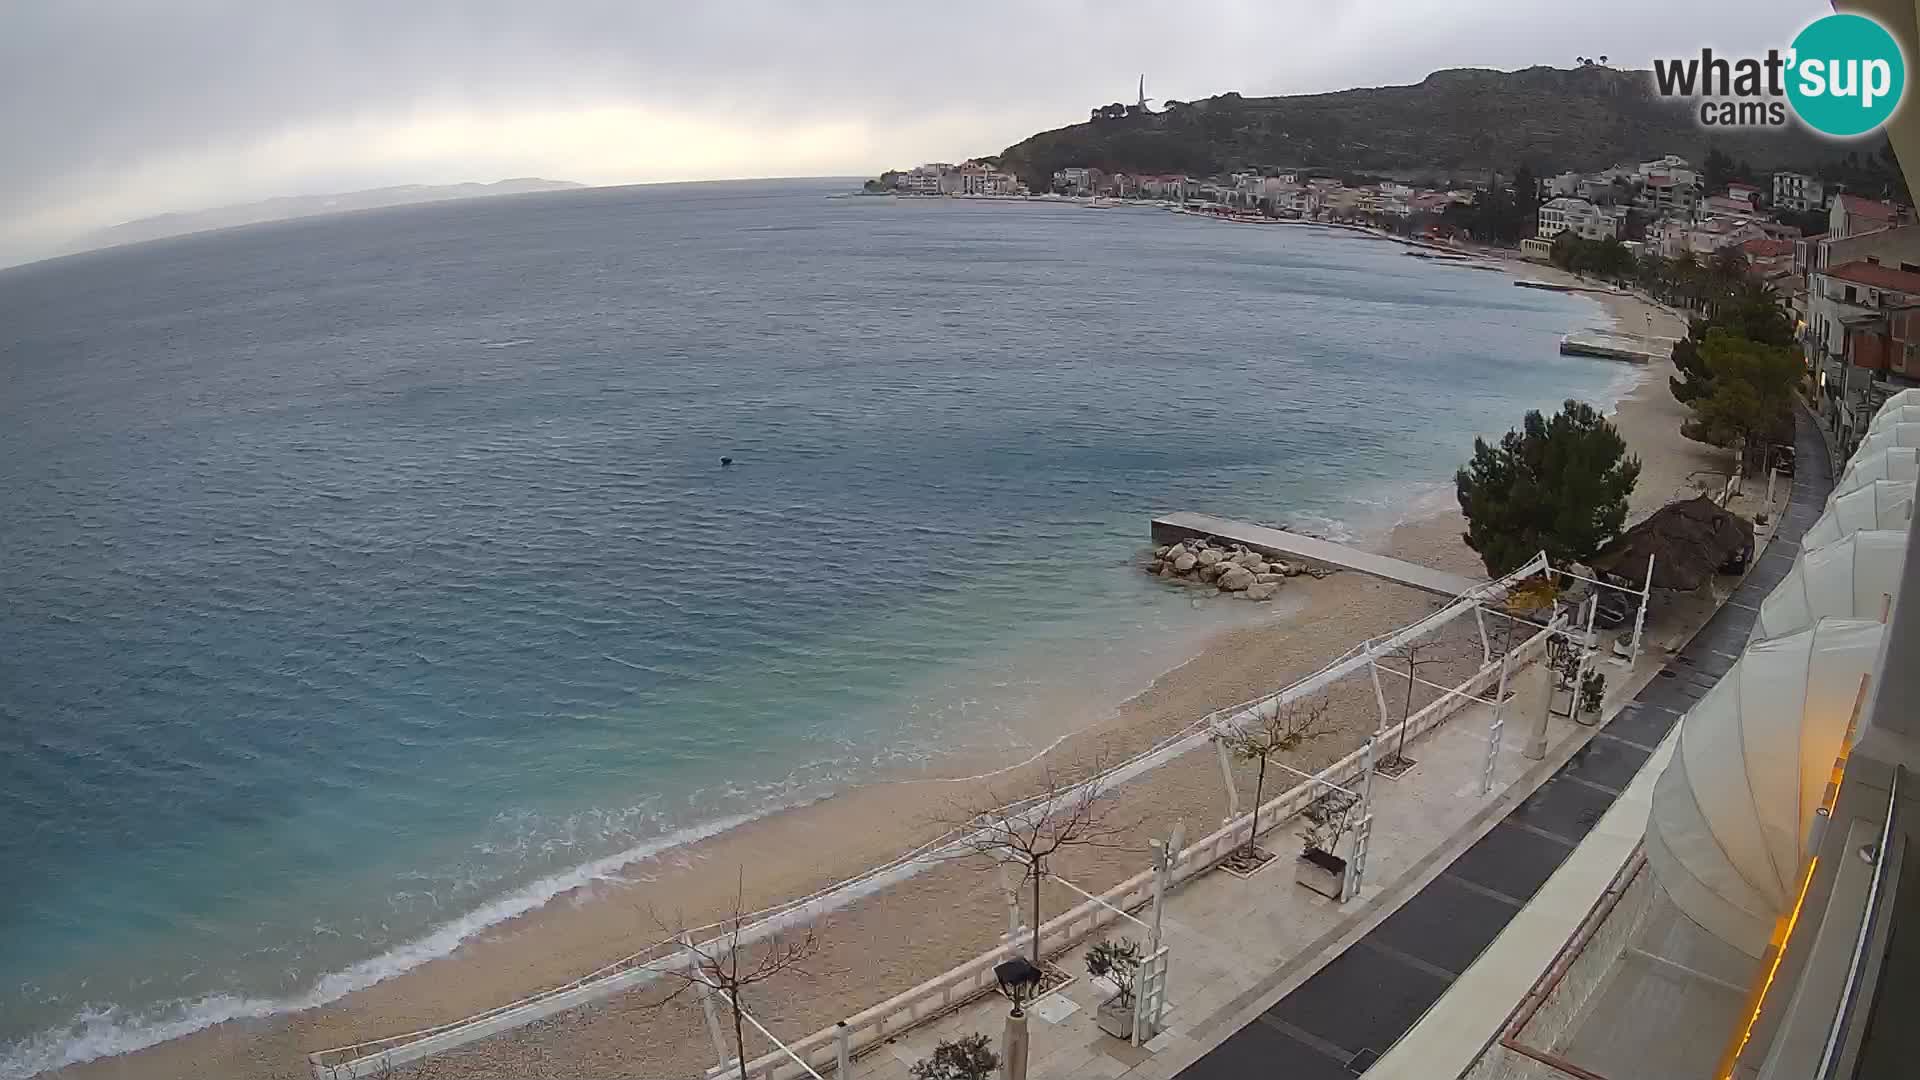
(1788, 13), (1906, 137)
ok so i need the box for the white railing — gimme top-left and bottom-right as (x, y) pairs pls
(710, 621), (1557, 1080)
(311, 557), (1553, 1080)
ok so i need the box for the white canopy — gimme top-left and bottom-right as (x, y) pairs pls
(1645, 618), (1886, 956)
(1856, 422), (1920, 460)
(1835, 445), (1920, 497)
(1875, 388), (1920, 420)
(1755, 531), (1907, 639)
(1867, 404), (1920, 433)
(1803, 480), (1915, 548)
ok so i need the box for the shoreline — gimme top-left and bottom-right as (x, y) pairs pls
(39, 245), (1702, 1080)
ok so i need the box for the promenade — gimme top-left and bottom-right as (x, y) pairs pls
(829, 410), (1829, 1080)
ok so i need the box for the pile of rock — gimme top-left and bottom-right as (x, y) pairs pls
(1145, 538), (1303, 601)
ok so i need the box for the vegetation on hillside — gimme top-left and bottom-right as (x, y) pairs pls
(996, 67), (1846, 190)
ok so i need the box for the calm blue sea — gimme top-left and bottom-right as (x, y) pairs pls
(0, 179), (1627, 1075)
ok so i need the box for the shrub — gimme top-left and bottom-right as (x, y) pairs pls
(911, 1033), (999, 1080)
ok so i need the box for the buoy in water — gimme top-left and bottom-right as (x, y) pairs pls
(720, 457), (733, 467)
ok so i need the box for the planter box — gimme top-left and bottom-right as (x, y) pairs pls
(1096, 995), (1137, 1039)
(1098, 991), (1152, 1037)
(1296, 847), (1348, 900)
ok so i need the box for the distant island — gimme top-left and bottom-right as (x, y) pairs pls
(78, 178), (586, 252)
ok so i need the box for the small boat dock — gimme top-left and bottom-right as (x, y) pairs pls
(1150, 512), (1482, 598)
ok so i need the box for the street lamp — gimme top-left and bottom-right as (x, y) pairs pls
(994, 958), (1041, 1080)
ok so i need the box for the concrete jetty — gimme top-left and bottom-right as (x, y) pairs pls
(1559, 327), (1663, 363)
(1151, 511), (1482, 597)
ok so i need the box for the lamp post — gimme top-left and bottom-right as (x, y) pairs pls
(994, 958), (1041, 1080)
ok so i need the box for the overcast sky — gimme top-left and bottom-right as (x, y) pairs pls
(0, 1), (1828, 263)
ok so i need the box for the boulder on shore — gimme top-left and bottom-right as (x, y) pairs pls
(1173, 552), (1198, 572)
(1199, 562), (1225, 582)
(1255, 572), (1283, 584)
(1246, 582), (1278, 601)
(1219, 565), (1255, 591)
(1197, 548), (1223, 567)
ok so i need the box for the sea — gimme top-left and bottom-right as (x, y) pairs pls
(0, 178), (1632, 1076)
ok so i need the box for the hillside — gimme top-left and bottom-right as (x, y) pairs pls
(81, 178), (586, 252)
(998, 66), (1847, 186)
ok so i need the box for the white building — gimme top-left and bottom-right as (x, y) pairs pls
(944, 162), (1019, 196)
(1541, 171), (1583, 198)
(1774, 171), (1827, 213)
(1641, 169), (1701, 218)
(1536, 197), (1622, 242)
(898, 164), (949, 195)
(1635, 154), (1690, 180)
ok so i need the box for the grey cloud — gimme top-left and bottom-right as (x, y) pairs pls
(0, 0), (1823, 260)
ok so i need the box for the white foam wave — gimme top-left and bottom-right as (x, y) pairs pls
(0, 811), (762, 1079)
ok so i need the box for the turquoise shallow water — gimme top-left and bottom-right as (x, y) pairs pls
(0, 179), (1627, 1075)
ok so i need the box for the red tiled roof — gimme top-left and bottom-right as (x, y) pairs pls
(1826, 259), (1920, 292)
(1742, 238), (1795, 258)
(1839, 193), (1898, 219)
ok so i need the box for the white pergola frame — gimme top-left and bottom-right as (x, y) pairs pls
(995, 825), (1185, 1047)
(1206, 551), (1557, 903)
(1547, 555), (1656, 668)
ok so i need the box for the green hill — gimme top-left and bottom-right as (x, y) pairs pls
(997, 66), (1850, 187)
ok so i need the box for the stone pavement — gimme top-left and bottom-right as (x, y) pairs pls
(818, 410), (1834, 1080)
(824, 652), (1649, 1080)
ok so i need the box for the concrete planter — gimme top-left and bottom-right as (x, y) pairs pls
(1296, 847), (1348, 900)
(1096, 995), (1136, 1039)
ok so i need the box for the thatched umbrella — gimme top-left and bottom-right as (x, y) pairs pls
(1590, 495), (1755, 590)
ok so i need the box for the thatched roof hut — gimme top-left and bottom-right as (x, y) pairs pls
(1590, 495), (1754, 591)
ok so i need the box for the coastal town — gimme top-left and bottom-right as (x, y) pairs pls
(867, 152), (1920, 458)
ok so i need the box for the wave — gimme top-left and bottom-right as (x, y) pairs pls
(0, 811), (764, 1080)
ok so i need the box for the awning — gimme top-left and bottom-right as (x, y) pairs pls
(1803, 480), (1915, 548)
(1645, 618), (1886, 956)
(1873, 387), (1920, 419)
(1856, 422), (1920, 460)
(1755, 530), (1907, 639)
(1866, 404), (1920, 433)
(1835, 445), (1920, 496)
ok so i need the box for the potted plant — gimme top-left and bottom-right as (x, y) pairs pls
(1579, 670), (1607, 718)
(1084, 937), (1144, 1039)
(1295, 789), (1357, 900)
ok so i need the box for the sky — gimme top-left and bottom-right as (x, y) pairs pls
(0, 0), (1829, 264)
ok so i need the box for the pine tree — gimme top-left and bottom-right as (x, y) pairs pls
(1455, 401), (1643, 576)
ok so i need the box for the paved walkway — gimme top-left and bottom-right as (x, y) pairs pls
(833, 671), (1586, 1080)
(1150, 513), (1482, 598)
(822, 413), (1831, 1080)
(1166, 405), (1834, 1080)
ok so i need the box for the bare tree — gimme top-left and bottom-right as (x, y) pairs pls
(1217, 698), (1334, 859)
(648, 874), (823, 1080)
(1380, 638), (1456, 769)
(943, 766), (1134, 967)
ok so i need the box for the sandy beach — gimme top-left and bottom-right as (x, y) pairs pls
(52, 264), (1717, 1080)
